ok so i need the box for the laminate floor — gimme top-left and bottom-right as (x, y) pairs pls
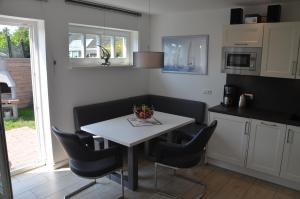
(12, 160), (300, 199)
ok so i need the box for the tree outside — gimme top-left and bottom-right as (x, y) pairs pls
(0, 26), (30, 58)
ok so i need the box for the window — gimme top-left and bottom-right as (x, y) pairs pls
(69, 33), (84, 58)
(85, 34), (99, 58)
(68, 24), (138, 67)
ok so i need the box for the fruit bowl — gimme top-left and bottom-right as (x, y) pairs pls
(133, 105), (154, 120)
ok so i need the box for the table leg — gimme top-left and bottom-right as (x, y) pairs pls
(127, 146), (138, 190)
(144, 141), (150, 156)
(108, 145), (138, 191)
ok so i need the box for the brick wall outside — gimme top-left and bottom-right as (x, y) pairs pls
(4, 58), (33, 108)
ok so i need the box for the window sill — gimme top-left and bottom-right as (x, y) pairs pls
(68, 64), (135, 69)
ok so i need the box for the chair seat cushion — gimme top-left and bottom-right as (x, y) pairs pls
(70, 156), (122, 178)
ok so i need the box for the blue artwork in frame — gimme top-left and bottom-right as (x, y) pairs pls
(162, 35), (209, 75)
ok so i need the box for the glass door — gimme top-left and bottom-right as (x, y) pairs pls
(0, 101), (13, 199)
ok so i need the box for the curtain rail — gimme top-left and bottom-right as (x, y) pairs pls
(65, 0), (142, 17)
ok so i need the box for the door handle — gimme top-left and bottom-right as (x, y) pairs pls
(261, 122), (277, 127)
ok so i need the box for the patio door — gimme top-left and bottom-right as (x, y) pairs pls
(0, 16), (50, 176)
(0, 102), (13, 199)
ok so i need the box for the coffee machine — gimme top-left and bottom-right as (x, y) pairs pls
(223, 85), (238, 107)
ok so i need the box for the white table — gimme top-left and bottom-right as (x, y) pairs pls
(81, 111), (194, 190)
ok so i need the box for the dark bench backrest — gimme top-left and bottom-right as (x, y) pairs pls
(73, 95), (149, 131)
(74, 95), (206, 131)
(149, 95), (206, 124)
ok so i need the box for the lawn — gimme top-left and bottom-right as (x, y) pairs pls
(4, 107), (35, 131)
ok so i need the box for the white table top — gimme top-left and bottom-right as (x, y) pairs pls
(81, 111), (195, 147)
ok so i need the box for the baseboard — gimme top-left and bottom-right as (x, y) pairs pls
(207, 158), (300, 191)
(52, 159), (69, 169)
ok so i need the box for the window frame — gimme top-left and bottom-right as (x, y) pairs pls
(68, 24), (135, 67)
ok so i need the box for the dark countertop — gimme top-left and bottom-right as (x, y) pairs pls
(208, 105), (300, 127)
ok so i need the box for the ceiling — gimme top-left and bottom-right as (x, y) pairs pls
(91, 0), (299, 14)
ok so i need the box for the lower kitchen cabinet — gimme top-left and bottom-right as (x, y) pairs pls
(208, 112), (250, 167)
(281, 125), (300, 182)
(208, 111), (300, 189)
(246, 120), (286, 176)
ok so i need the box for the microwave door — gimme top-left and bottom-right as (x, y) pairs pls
(222, 47), (262, 76)
(226, 53), (251, 70)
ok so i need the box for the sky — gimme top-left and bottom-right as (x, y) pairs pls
(0, 25), (18, 33)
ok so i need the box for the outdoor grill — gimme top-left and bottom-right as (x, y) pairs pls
(0, 58), (19, 119)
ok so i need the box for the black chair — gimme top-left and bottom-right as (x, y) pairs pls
(174, 122), (207, 144)
(154, 120), (218, 199)
(75, 130), (104, 150)
(52, 126), (124, 199)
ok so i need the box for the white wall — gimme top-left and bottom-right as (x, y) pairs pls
(0, 0), (150, 165)
(148, 2), (300, 122)
(148, 9), (228, 114)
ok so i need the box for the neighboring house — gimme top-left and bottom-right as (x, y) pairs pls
(69, 38), (98, 58)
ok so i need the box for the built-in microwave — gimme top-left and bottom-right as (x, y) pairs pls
(222, 47), (262, 76)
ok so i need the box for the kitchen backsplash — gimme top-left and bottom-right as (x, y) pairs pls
(226, 74), (300, 114)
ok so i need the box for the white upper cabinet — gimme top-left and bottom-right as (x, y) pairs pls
(246, 120), (286, 176)
(261, 22), (300, 79)
(208, 112), (250, 167)
(281, 125), (300, 183)
(223, 24), (264, 47)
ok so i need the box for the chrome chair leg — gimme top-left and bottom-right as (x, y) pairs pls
(65, 179), (97, 199)
(174, 173), (207, 199)
(154, 162), (206, 199)
(154, 163), (181, 199)
(154, 163), (158, 190)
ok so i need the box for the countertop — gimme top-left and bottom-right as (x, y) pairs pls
(208, 105), (300, 127)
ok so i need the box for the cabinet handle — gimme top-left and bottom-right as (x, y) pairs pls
(287, 129), (294, 144)
(234, 43), (249, 46)
(245, 121), (250, 135)
(248, 121), (251, 135)
(261, 122), (277, 127)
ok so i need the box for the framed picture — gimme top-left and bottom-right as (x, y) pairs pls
(162, 35), (209, 75)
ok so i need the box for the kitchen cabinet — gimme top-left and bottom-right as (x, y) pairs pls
(246, 120), (286, 176)
(261, 22), (300, 79)
(207, 112), (250, 167)
(281, 125), (300, 182)
(223, 24), (264, 47)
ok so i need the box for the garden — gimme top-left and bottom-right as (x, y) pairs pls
(4, 107), (35, 131)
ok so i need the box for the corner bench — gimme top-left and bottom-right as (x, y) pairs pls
(74, 95), (206, 142)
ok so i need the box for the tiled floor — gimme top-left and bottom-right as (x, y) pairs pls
(11, 159), (300, 199)
(6, 127), (40, 171)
